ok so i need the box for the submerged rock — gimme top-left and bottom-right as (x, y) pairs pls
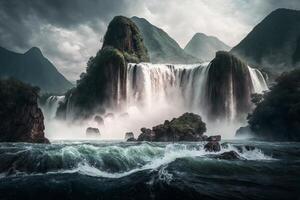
(137, 113), (206, 142)
(0, 79), (49, 143)
(214, 151), (241, 160)
(204, 141), (221, 152)
(86, 127), (100, 138)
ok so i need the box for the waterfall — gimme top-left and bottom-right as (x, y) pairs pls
(118, 62), (268, 122)
(125, 63), (210, 113)
(247, 66), (268, 94)
(44, 96), (65, 119)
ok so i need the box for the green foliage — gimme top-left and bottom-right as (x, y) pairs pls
(103, 16), (149, 62)
(248, 69), (300, 141)
(168, 113), (206, 134)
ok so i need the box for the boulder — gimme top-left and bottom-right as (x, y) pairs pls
(204, 141), (221, 152)
(125, 132), (134, 140)
(94, 115), (104, 125)
(137, 113), (206, 142)
(0, 79), (49, 143)
(127, 137), (137, 142)
(86, 127), (100, 138)
(214, 151), (241, 160)
(207, 135), (221, 141)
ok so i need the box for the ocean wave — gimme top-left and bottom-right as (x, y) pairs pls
(0, 142), (275, 179)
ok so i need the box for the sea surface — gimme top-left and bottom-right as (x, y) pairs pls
(0, 140), (299, 200)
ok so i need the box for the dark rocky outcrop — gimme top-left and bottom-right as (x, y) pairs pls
(204, 141), (221, 152)
(213, 151), (241, 160)
(86, 127), (100, 137)
(137, 113), (206, 142)
(184, 32), (230, 61)
(205, 51), (254, 121)
(0, 79), (49, 143)
(238, 69), (300, 141)
(57, 16), (149, 120)
(0, 46), (72, 93)
(207, 135), (221, 142)
(125, 132), (135, 141)
(131, 16), (199, 64)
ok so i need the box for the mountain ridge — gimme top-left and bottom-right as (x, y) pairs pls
(0, 46), (73, 93)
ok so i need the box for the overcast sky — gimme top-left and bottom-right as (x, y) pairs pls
(0, 0), (299, 82)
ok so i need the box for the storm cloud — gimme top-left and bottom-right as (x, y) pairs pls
(0, 0), (299, 81)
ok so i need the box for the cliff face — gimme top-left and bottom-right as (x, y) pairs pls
(0, 79), (49, 143)
(205, 51), (254, 121)
(57, 16), (149, 120)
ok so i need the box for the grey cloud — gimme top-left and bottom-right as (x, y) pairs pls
(0, 0), (299, 82)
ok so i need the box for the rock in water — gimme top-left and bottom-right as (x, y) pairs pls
(207, 135), (221, 141)
(204, 141), (221, 152)
(137, 113), (206, 142)
(0, 79), (49, 143)
(94, 115), (104, 125)
(86, 127), (100, 138)
(125, 132), (134, 140)
(214, 151), (241, 160)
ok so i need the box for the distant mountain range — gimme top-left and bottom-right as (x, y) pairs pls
(131, 16), (199, 64)
(0, 46), (73, 93)
(184, 33), (230, 61)
(231, 8), (300, 73)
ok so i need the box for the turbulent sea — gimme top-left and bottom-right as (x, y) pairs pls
(0, 140), (299, 200)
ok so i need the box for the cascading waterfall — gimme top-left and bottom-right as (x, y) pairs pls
(247, 66), (268, 93)
(120, 62), (268, 122)
(43, 62), (268, 139)
(125, 63), (210, 113)
(43, 95), (65, 119)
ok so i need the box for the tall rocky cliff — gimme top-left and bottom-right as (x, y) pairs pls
(57, 16), (149, 120)
(0, 79), (49, 143)
(205, 51), (254, 121)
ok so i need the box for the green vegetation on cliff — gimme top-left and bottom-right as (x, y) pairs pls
(246, 69), (300, 141)
(205, 51), (253, 121)
(57, 16), (149, 120)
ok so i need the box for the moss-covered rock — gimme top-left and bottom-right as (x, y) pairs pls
(137, 113), (206, 142)
(205, 51), (254, 121)
(103, 16), (149, 62)
(57, 16), (149, 120)
(0, 79), (49, 143)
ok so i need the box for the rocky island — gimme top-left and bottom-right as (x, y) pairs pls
(0, 79), (49, 143)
